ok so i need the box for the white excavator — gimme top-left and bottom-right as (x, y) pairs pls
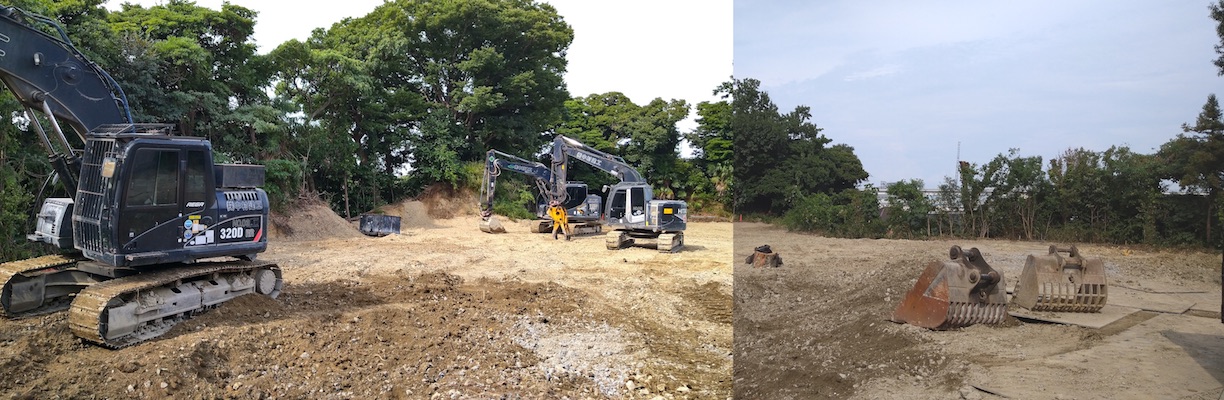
(479, 135), (688, 252)
(549, 136), (687, 252)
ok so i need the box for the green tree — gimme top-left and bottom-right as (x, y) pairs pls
(107, 0), (269, 139)
(1048, 148), (1106, 241)
(556, 92), (689, 197)
(1160, 94), (1224, 245)
(884, 179), (932, 238)
(363, 0), (573, 159)
(729, 78), (867, 215)
(410, 109), (467, 188)
(688, 98), (733, 207)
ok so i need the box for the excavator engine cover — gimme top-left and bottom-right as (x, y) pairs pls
(892, 246), (1007, 330)
(1011, 245), (1107, 312)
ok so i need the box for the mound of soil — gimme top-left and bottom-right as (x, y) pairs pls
(269, 198), (362, 242)
(374, 200), (436, 229)
(417, 185), (477, 220)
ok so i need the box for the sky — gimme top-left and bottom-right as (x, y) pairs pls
(103, 0), (733, 140)
(735, 1), (1222, 189)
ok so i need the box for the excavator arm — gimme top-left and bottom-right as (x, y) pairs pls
(0, 5), (132, 195)
(480, 149), (552, 218)
(548, 135), (643, 204)
(479, 149), (552, 222)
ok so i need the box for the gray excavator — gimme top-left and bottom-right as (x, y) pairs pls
(478, 149), (602, 235)
(0, 4), (282, 347)
(548, 136), (687, 252)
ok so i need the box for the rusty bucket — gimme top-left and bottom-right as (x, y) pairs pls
(1011, 245), (1107, 312)
(892, 246), (1008, 330)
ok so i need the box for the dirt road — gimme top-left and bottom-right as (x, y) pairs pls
(0, 202), (732, 399)
(734, 222), (1223, 400)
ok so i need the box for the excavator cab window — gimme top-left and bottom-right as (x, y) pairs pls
(185, 150), (209, 206)
(126, 149), (179, 206)
(629, 186), (646, 223)
(562, 184), (587, 210)
(120, 147), (186, 250)
(609, 189), (626, 220)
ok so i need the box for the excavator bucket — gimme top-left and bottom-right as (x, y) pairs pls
(892, 246), (1008, 330)
(1011, 245), (1107, 312)
(479, 216), (506, 233)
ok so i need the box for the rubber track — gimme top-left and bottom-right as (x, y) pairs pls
(69, 260), (279, 348)
(657, 233), (683, 253)
(0, 253), (86, 318)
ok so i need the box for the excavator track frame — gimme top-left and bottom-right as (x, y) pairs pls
(68, 260), (282, 348)
(0, 253), (96, 318)
(605, 230), (684, 253)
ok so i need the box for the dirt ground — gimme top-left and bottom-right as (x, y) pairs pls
(0, 199), (732, 399)
(734, 222), (1224, 400)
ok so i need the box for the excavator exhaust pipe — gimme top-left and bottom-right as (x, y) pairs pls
(892, 246), (1008, 330)
(1011, 245), (1107, 312)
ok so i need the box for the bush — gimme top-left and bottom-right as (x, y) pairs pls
(781, 188), (884, 238)
(262, 159), (302, 211)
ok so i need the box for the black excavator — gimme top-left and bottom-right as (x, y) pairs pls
(0, 4), (282, 347)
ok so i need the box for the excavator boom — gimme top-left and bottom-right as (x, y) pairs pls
(0, 6), (131, 136)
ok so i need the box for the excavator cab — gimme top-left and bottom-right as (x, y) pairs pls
(534, 183), (594, 217)
(602, 182), (686, 252)
(70, 127), (269, 268)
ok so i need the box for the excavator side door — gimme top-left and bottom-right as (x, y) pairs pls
(116, 145), (214, 256)
(604, 184), (649, 228)
(628, 186), (646, 224)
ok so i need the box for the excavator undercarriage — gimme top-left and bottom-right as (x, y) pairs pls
(2, 254), (282, 348)
(68, 260), (281, 348)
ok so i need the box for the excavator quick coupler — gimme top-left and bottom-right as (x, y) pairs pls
(1011, 245), (1107, 312)
(892, 245), (1008, 330)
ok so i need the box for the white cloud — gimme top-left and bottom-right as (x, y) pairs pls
(843, 65), (901, 81)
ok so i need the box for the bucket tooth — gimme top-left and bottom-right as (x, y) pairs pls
(892, 246), (1008, 330)
(1011, 245), (1107, 312)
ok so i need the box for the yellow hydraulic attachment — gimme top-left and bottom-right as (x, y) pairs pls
(546, 201), (571, 241)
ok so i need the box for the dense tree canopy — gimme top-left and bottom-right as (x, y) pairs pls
(729, 78), (868, 214)
(555, 92), (689, 197)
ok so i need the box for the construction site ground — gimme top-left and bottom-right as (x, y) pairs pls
(0, 198), (732, 399)
(735, 222), (1223, 400)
